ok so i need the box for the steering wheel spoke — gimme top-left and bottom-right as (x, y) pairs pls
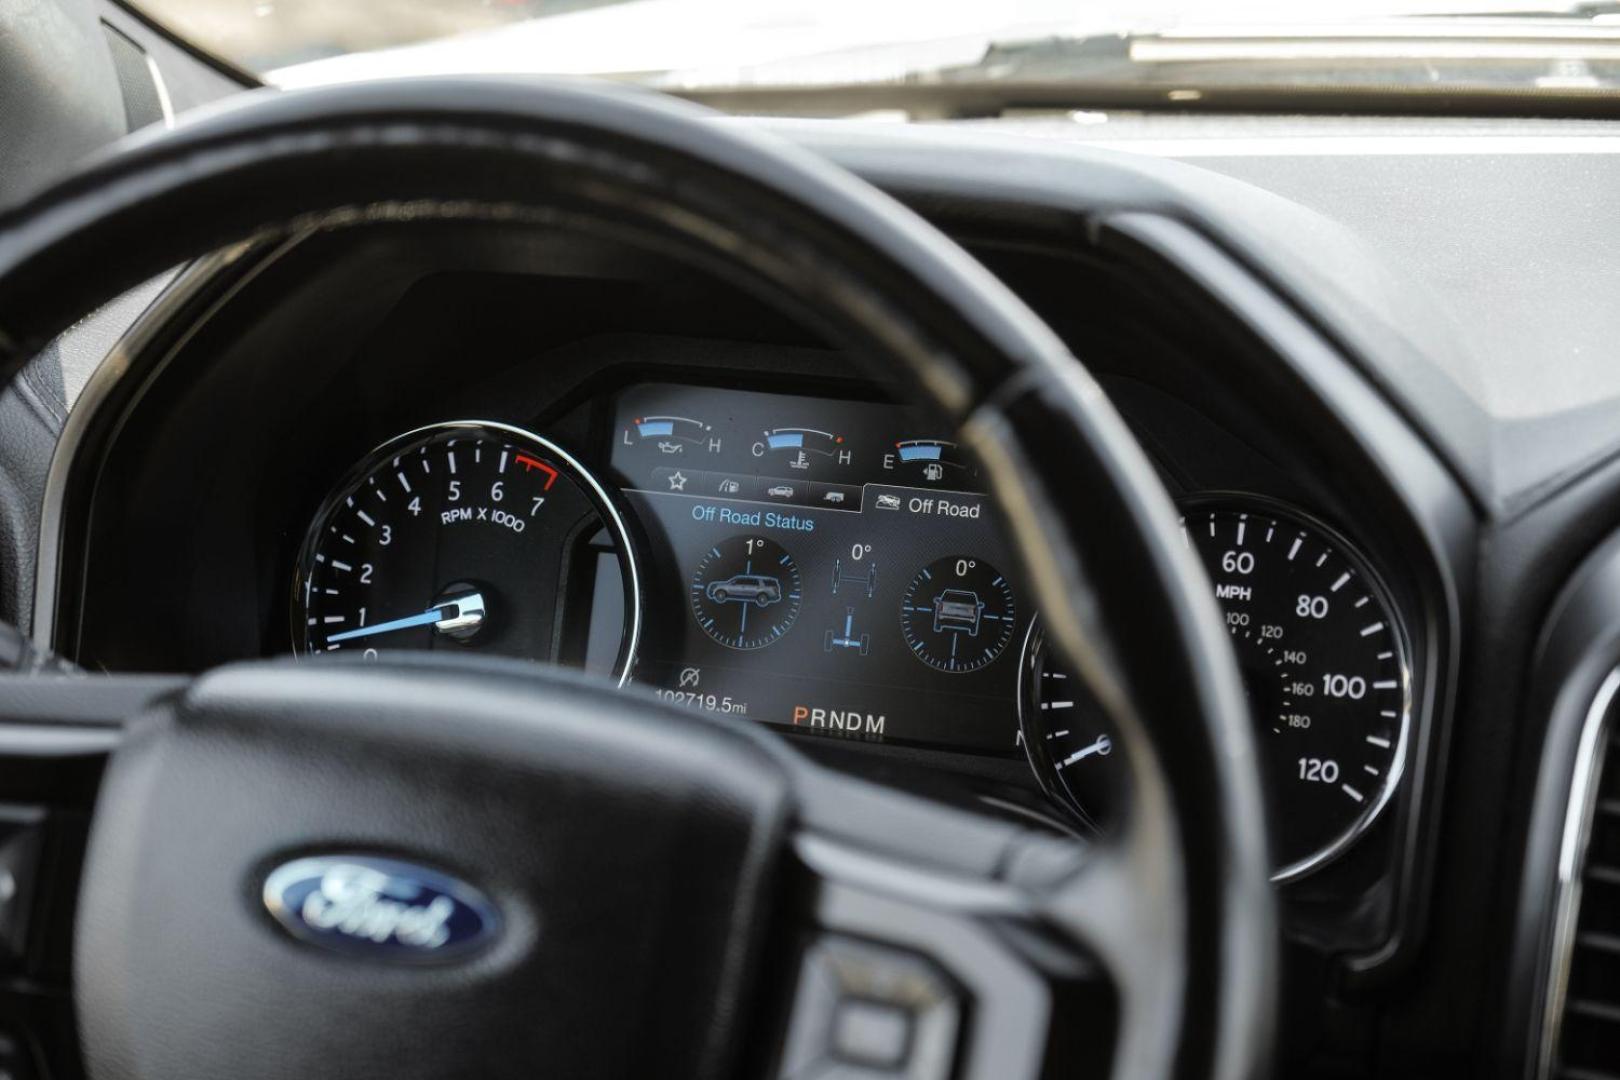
(0, 674), (172, 1077)
(766, 759), (1160, 1080)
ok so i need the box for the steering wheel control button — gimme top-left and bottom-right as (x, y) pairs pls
(0, 807), (44, 968)
(261, 855), (502, 963)
(830, 999), (912, 1069)
(777, 936), (958, 1080)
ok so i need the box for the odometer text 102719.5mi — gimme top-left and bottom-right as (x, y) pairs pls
(1181, 498), (1409, 880)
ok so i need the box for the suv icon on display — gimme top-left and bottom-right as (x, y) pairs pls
(705, 575), (783, 607)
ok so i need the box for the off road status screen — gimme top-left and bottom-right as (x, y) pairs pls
(608, 382), (1029, 755)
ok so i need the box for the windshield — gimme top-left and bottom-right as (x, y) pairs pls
(136, 0), (1620, 109)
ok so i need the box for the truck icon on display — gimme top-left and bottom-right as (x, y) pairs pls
(705, 575), (783, 607)
(932, 589), (986, 636)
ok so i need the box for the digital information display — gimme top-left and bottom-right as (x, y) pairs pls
(609, 383), (1028, 755)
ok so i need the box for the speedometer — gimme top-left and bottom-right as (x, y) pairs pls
(291, 421), (641, 681)
(1020, 495), (1410, 881)
(1180, 498), (1409, 879)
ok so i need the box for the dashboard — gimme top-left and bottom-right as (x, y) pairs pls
(8, 115), (1498, 1076)
(35, 205), (1455, 968)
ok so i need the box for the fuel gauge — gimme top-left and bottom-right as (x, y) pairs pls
(885, 439), (977, 487)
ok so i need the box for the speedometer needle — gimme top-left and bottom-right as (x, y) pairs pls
(327, 593), (486, 644)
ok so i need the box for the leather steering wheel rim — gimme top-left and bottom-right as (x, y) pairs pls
(0, 77), (1274, 1080)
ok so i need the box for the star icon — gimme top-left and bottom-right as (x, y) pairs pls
(668, 470), (688, 492)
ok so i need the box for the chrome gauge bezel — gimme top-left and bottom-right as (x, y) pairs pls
(289, 419), (644, 686)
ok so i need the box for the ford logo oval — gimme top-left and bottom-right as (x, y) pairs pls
(262, 855), (501, 962)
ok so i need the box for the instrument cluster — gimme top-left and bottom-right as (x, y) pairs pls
(289, 380), (1414, 881)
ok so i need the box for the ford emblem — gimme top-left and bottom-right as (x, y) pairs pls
(262, 854), (501, 962)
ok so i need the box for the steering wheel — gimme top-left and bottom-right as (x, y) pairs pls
(0, 79), (1273, 1080)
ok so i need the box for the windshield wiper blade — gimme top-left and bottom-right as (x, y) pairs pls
(672, 23), (1620, 121)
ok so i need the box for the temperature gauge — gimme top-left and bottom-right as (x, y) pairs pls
(751, 427), (851, 473)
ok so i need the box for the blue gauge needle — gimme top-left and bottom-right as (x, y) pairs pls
(327, 594), (485, 644)
(1061, 734), (1114, 767)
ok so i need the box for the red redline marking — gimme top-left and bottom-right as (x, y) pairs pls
(514, 454), (558, 490)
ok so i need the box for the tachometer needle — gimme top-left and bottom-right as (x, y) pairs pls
(327, 594), (485, 644)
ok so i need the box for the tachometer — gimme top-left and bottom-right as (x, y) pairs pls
(291, 421), (641, 681)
